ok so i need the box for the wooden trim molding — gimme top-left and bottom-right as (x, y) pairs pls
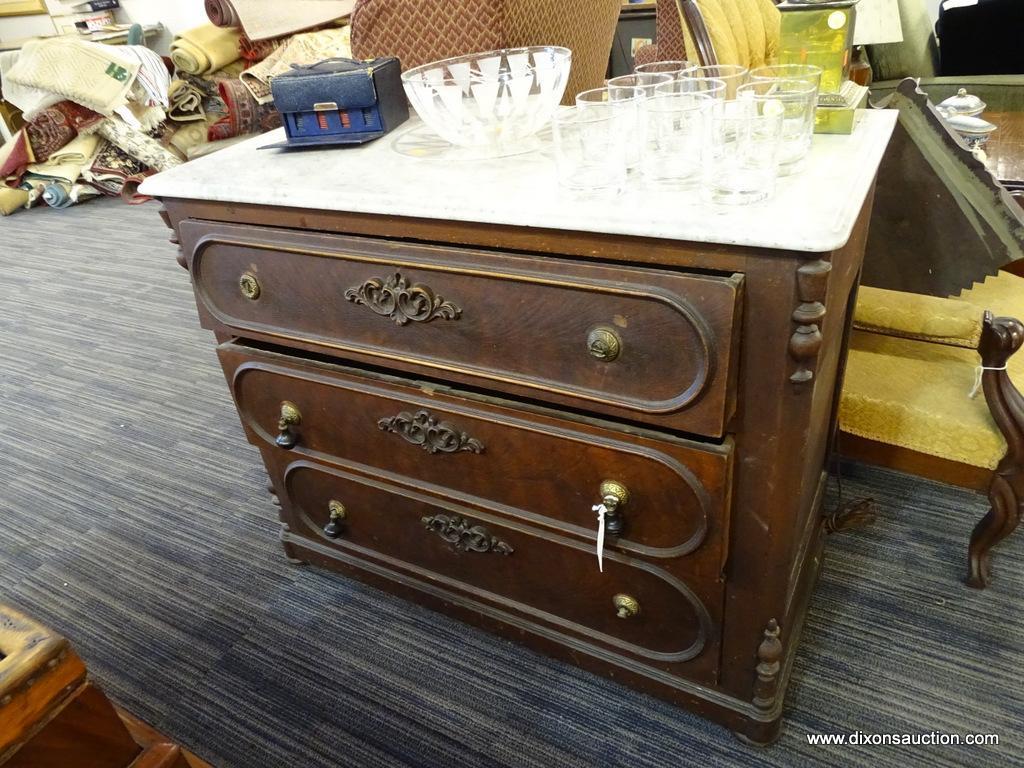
(0, 604), (86, 758)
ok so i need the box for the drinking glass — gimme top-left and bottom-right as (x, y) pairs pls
(635, 60), (697, 78)
(736, 79), (818, 174)
(702, 101), (783, 205)
(748, 64), (823, 89)
(575, 86), (643, 168)
(550, 109), (628, 195)
(684, 64), (748, 99)
(640, 90), (712, 187)
(658, 76), (726, 101)
(606, 72), (673, 99)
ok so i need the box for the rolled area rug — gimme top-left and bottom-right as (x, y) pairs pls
(41, 181), (73, 209)
(205, 0), (240, 27)
(0, 187), (29, 215)
(170, 24), (241, 75)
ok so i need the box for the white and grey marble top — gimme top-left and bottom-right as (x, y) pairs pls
(140, 110), (897, 253)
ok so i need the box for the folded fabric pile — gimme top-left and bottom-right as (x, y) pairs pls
(0, 37), (182, 215)
(0, 3), (354, 216)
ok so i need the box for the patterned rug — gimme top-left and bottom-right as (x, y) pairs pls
(0, 198), (1021, 768)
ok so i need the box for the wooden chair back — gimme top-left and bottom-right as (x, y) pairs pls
(674, 0), (717, 65)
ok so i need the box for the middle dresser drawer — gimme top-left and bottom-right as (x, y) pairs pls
(219, 342), (733, 570)
(183, 220), (743, 437)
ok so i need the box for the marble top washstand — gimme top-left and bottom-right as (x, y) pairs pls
(140, 110), (898, 254)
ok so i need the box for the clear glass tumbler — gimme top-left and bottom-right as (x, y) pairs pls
(659, 76), (727, 101)
(635, 60), (698, 79)
(550, 109), (628, 195)
(684, 64), (748, 99)
(749, 64), (823, 89)
(606, 72), (673, 99)
(575, 86), (643, 168)
(702, 101), (784, 206)
(640, 90), (712, 187)
(736, 79), (818, 174)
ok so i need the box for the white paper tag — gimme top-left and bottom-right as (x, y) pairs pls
(593, 502), (607, 573)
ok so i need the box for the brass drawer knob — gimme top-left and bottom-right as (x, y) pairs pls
(239, 272), (261, 300)
(599, 479), (629, 536)
(324, 500), (346, 538)
(275, 401), (301, 449)
(593, 480), (629, 572)
(587, 326), (621, 362)
(613, 594), (640, 619)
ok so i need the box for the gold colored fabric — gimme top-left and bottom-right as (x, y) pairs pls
(853, 285), (983, 348)
(840, 272), (1024, 470)
(0, 187), (29, 216)
(678, 0), (780, 68)
(23, 134), (100, 187)
(170, 24), (241, 76)
(959, 270), (1024, 319)
(841, 332), (1004, 469)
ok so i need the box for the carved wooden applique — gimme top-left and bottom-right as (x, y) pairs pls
(789, 259), (832, 384)
(378, 410), (484, 455)
(345, 272), (462, 326)
(421, 513), (514, 555)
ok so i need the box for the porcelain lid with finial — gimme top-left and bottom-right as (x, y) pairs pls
(938, 88), (987, 117)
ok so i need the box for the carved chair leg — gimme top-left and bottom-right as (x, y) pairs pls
(967, 313), (1024, 588)
(967, 474), (1022, 588)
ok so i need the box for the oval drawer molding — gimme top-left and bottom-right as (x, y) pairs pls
(220, 344), (733, 563)
(184, 221), (743, 437)
(378, 409), (484, 455)
(344, 271), (462, 325)
(277, 460), (715, 664)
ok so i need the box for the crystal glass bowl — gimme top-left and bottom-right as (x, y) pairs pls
(401, 46), (572, 156)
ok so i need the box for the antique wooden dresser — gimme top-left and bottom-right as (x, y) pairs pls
(141, 110), (897, 743)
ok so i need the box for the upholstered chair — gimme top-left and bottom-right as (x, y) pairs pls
(676, 0), (780, 67)
(840, 275), (1024, 589)
(635, 0), (781, 68)
(349, 0), (622, 103)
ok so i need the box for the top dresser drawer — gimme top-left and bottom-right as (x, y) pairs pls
(180, 220), (743, 437)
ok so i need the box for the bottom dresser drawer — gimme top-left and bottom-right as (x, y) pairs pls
(270, 456), (721, 678)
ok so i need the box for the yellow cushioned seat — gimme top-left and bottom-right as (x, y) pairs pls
(840, 272), (1024, 470)
(854, 285), (983, 347)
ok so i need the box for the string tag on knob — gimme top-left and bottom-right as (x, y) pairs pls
(593, 502), (607, 573)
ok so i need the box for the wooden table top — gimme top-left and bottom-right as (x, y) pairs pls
(984, 110), (1024, 185)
